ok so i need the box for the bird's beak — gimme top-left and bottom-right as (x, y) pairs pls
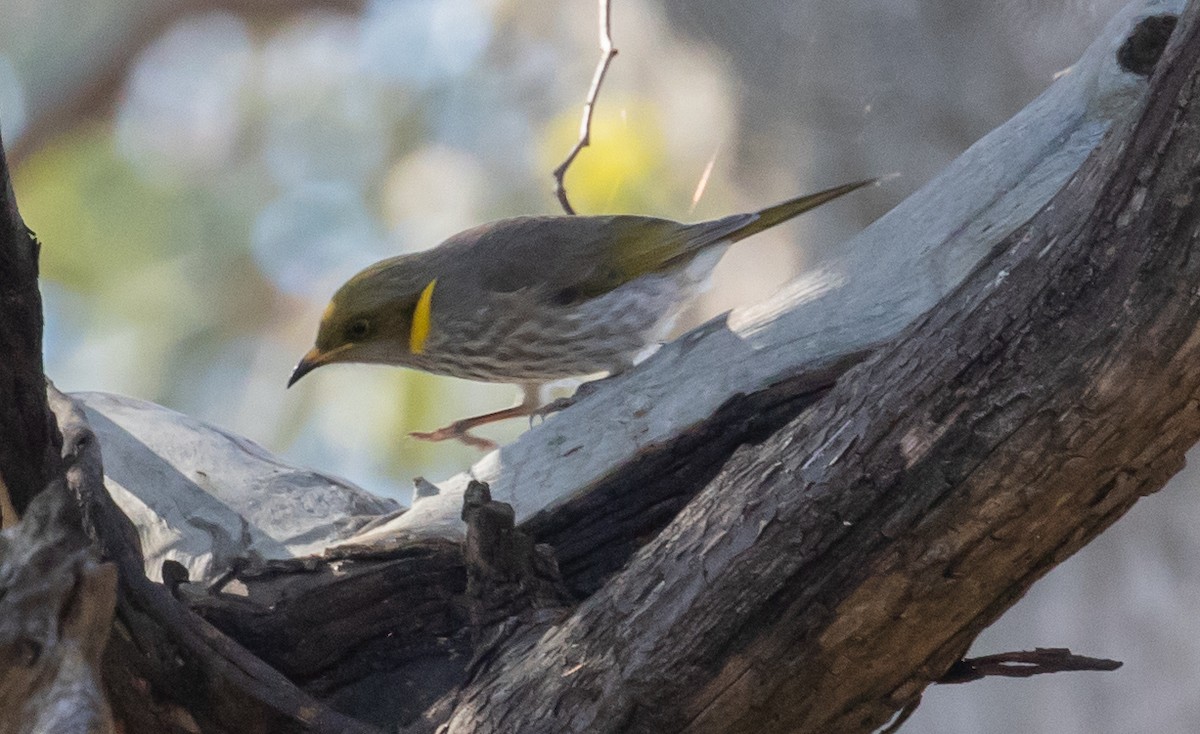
(287, 346), (338, 388)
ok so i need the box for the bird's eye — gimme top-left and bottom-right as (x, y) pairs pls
(346, 319), (371, 340)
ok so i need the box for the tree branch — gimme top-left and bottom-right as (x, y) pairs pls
(461, 481), (571, 638)
(48, 388), (382, 733)
(4, 2), (1189, 732)
(551, 0), (618, 215)
(362, 0), (1183, 547)
(938, 648), (1122, 685)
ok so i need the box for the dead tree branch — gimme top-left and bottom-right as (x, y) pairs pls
(461, 481), (571, 638)
(0, 123), (111, 734)
(0, 3), (1194, 733)
(938, 648), (1123, 685)
(49, 388), (381, 733)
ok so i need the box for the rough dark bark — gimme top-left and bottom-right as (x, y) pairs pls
(521, 348), (869, 596)
(937, 649), (1122, 685)
(0, 122), (113, 734)
(185, 537), (473, 727)
(460, 481), (572, 634)
(0, 127), (61, 517)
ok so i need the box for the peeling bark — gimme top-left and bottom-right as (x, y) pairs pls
(0, 485), (116, 734)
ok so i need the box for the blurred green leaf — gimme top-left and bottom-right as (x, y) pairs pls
(540, 99), (678, 215)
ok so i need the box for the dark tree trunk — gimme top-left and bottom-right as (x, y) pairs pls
(0, 128), (60, 518)
(0, 127), (112, 734)
(0, 486), (116, 734)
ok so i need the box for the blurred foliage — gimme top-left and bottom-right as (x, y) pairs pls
(540, 102), (675, 214)
(19, 128), (258, 311)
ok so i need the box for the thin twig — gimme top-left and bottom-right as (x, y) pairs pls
(938, 647), (1122, 684)
(552, 0), (618, 215)
(877, 648), (1122, 733)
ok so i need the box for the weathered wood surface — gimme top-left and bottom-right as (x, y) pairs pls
(50, 387), (385, 733)
(0, 118), (112, 734)
(184, 536), (471, 727)
(74, 391), (398, 584)
(1, 2), (1192, 732)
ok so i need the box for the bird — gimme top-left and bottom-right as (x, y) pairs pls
(288, 178), (875, 449)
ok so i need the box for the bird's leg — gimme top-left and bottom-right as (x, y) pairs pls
(410, 384), (542, 450)
(530, 369), (626, 424)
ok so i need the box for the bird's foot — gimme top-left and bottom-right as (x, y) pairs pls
(529, 377), (611, 425)
(410, 423), (498, 451)
(529, 396), (574, 425)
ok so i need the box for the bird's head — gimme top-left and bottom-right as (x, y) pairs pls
(288, 257), (438, 387)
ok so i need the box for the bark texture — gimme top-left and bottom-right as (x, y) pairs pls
(0, 127), (60, 517)
(0, 126), (113, 734)
(0, 485), (116, 734)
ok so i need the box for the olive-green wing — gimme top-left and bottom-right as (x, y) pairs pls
(452, 178), (874, 303)
(447, 214), (753, 302)
(571, 178), (876, 298)
(568, 214), (751, 298)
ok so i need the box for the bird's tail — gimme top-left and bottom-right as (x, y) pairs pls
(725, 178), (876, 243)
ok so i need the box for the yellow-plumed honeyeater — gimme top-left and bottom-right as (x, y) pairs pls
(289, 179), (874, 448)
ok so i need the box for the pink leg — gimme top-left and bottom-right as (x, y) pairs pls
(410, 385), (541, 450)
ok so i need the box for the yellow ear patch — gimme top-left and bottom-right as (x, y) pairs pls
(410, 279), (437, 354)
